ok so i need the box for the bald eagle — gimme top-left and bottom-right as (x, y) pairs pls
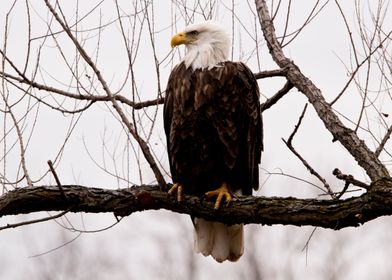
(164, 21), (263, 262)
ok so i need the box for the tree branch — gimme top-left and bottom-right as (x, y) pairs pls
(0, 209), (70, 231)
(0, 70), (164, 110)
(260, 80), (293, 112)
(254, 67), (288, 79)
(375, 125), (392, 158)
(282, 104), (336, 198)
(1, 181), (392, 230)
(255, 0), (390, 181)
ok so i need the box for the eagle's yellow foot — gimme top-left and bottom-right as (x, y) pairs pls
(168, 183), (184, 202)
(205, 182), (232, 210)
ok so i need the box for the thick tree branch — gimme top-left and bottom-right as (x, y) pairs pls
(255, 0), (390, 181)
(1, 181), (392, 230)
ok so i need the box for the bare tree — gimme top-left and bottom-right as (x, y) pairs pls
(0, 0), (391, 277)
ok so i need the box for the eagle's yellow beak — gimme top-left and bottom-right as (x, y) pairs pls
(171, 32), (187, 48)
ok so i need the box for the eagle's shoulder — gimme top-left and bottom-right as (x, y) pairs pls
(214, 61), (258, 84)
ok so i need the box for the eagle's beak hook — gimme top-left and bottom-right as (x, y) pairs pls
(171, 32), (187, 48)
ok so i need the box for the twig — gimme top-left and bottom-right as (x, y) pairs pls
(47, 160), (67, 200)
(6, 105), (33, 187)
(333, 168), (370, 191)
(47, 160), (61, 186)
(301, 227), (318, 253)
(282, 104), (336, 198)
(287, 104), (308, 144)
(375, 125), (392, 157)
(281, 1), (329, 48)
(29, 231), (82, 258)
(0, 209), (70, 231)
(336, 181), (350, 199)
(260, 80), (293, 112)
(302, 227), (318, 266)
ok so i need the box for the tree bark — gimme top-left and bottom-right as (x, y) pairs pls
(1, 180), (392, 229)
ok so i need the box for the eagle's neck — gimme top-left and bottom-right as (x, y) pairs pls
(184, 41), (229, 70)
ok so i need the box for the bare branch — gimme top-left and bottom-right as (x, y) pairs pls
(282, 104), (335, 197)
(254, 67), (288, 79)
(4, 104), (33, 187)
(255, 0), (390, 181)
(0, 209), (70, 231)
(260, 80), (293, 112)
(47, 160), (67, 200)
(0, 71), (163, 110)
(280, 0), (330, 48)
(333, 168), (370, 190)
(375, 125), (392, 157)
(286, 104), (307, 144)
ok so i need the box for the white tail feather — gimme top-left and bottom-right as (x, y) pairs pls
(194, 218), (244, 262)
(194, 218), (214, 256)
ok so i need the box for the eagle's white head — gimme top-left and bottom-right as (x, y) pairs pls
(171, 21), (230, 70)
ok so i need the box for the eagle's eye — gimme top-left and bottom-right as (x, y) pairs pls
(187, 30), (199, 36)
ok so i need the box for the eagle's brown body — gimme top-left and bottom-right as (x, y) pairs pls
(165, 21), (262, 262)
(164, 61), (262, 199)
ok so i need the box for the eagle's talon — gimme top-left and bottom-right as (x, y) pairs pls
(168, 183), (184, 202)
(205, 183), (232, 210)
